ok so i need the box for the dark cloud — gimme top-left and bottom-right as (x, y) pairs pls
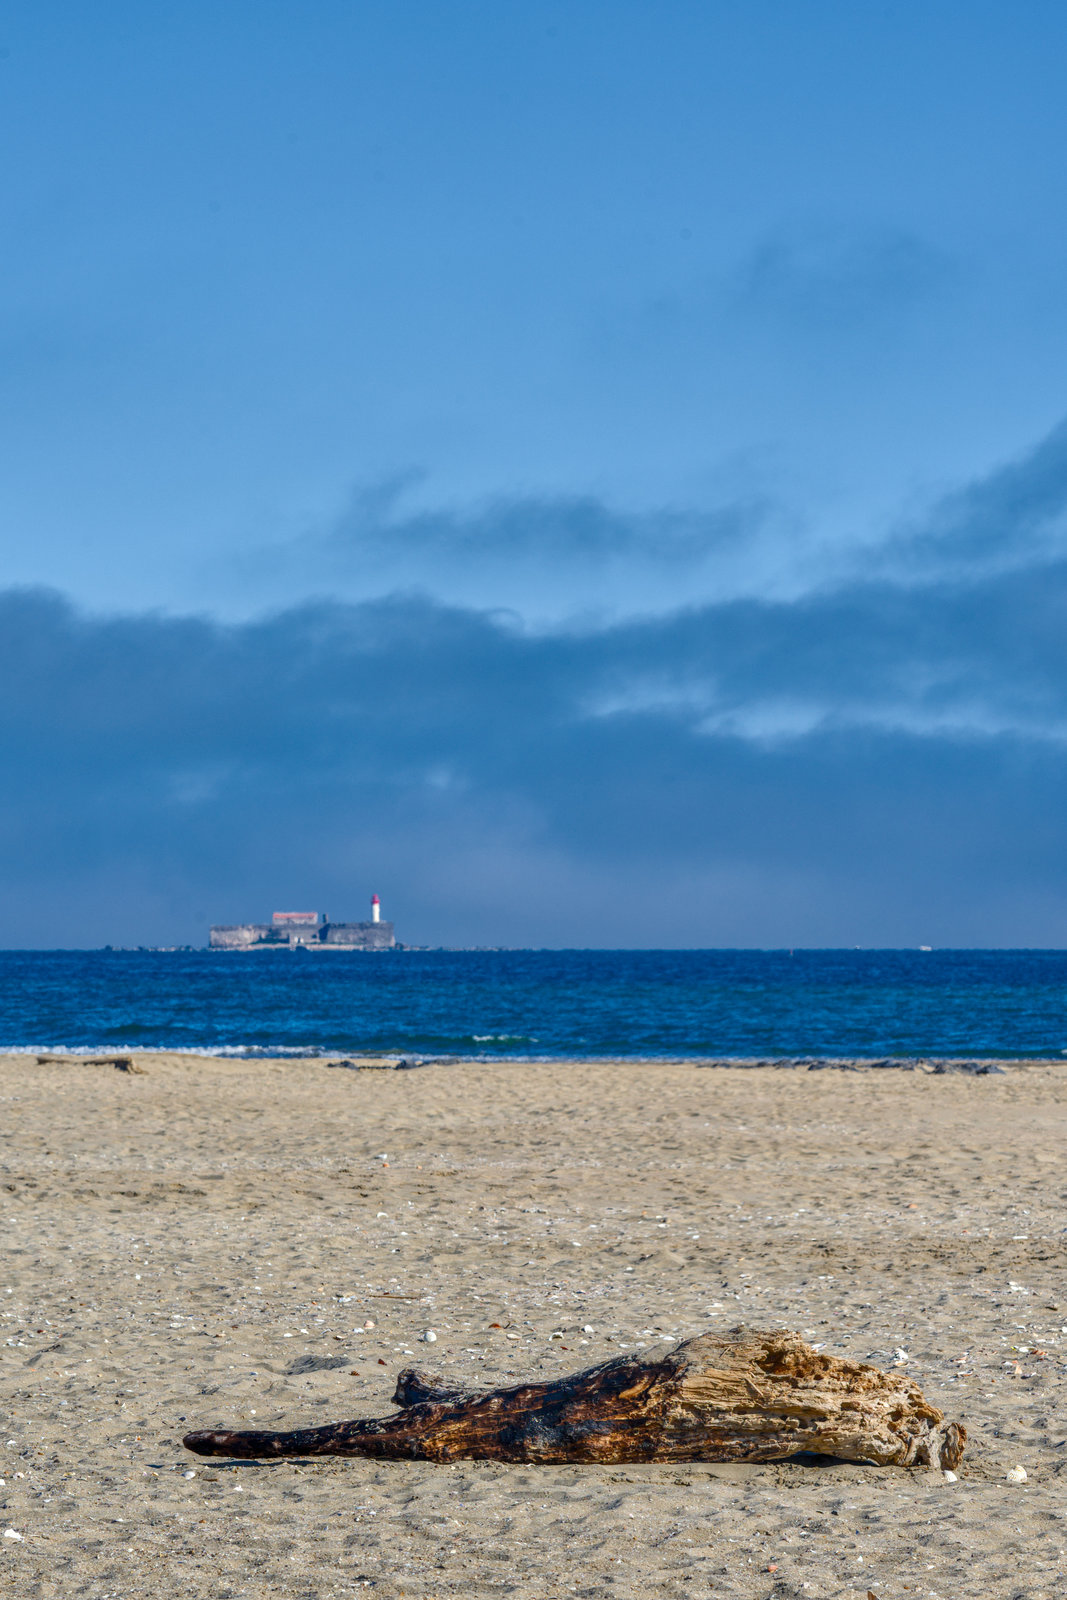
(889, 418), (1067, 577)
(3, 548), (1067, 948)
(223, 415), (1067, 637)
(222, 478), (782, 625)
(328, 480), (759, 565)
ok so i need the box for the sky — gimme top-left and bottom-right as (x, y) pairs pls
(3, 0), (1067, 946)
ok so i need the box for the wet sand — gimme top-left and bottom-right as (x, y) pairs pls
(1, 1051), (1065, 1598)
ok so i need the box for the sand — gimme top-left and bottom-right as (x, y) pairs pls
(1, 1051), (1065, 1599)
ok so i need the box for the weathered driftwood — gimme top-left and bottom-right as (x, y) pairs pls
(36, 1054), (144, 1072)
(183, 1328), (965, 1469)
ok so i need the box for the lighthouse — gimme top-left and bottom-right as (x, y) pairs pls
(371, 893), (381, 924)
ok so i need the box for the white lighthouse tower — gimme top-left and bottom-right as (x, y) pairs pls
(371, 893), (381, 924)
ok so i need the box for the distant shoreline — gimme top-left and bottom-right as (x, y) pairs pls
(7, 944), (1067, 953)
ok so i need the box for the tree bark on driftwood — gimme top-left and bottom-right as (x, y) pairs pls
(184, 1328), (965, 1470)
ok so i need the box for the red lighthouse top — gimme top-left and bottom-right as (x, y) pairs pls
(371, 894), (380, 904)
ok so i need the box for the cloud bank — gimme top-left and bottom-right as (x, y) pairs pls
(6, 417), (1067, 948)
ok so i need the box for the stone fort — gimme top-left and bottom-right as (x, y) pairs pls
(210, 910), (395, 950)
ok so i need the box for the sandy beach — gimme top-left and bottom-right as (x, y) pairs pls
(1, 1051), (1065, 1598)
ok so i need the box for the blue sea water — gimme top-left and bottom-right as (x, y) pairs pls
(0, 948), (1065, 1058)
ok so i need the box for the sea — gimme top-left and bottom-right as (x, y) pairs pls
(0, 947), (1066, 1059)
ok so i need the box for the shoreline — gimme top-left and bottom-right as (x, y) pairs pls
(2, 1043), (1062, 1068)
(0, 1046), (1060, 1066)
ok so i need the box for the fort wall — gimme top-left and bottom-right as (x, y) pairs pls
(209, 919), (396, 950)
(320, 921), (395, 949)
(209, 924), (271, 948)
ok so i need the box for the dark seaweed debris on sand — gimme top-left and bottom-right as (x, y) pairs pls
(695, 1057), (1006, 1073)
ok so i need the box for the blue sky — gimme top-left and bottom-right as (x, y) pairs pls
(3, 1), (1067, 945)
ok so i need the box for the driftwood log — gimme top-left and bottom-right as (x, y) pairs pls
(184, 1328), (965, 1469)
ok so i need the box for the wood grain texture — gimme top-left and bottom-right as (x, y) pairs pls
(183, 1327), (965, 1469)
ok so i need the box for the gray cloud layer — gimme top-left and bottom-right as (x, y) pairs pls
(4, 519), (1067, 945)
